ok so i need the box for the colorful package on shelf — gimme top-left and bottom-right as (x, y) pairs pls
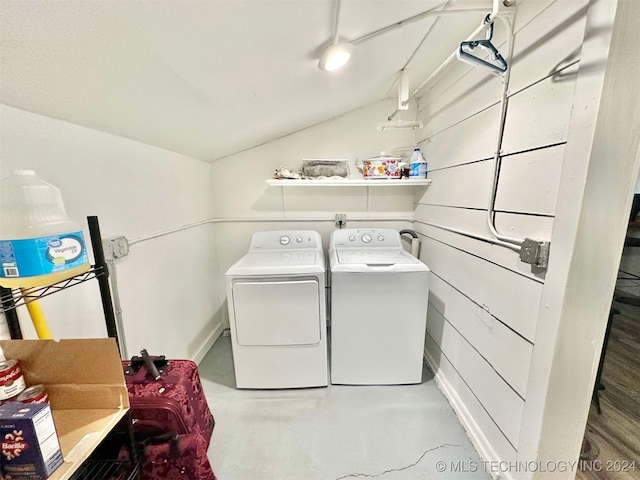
(0, 402), (63, 479)
(362, 158), (401, 178)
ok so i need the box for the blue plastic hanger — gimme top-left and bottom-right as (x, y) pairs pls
(457, 15), (508, 75)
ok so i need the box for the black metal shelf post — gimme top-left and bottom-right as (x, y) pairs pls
(87, 215), (120, 345)
(0, 286), (22, 338)
(85, 215), (139, 478)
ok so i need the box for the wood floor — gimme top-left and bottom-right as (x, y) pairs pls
(576, 296), (640, 480)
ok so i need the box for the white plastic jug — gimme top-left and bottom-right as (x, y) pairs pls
(0, 170), (89, 288)
(408, 148), (427, 178)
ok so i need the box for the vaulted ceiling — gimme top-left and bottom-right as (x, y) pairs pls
(0, 0), (490, 161)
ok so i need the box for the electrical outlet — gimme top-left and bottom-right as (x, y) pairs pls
(335, 214), (346, 228)
(109, 236), (130, 259)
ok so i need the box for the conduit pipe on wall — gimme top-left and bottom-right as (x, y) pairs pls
(373, 0), (532, 255)
(128, 216), (415, 246)
(365, 1), (530, 254)
(485, 13), (523, 247)
(411, 11), (522, 247)
(351, 7), (491, 47)
(105, 258), (128, 358)
(123, 214), (528, 263)
(409, 8), (546, 264)
(413, 219), (521, 252)
(110, 216), (412, 353)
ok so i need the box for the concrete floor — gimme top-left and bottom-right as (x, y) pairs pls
(200, 334), (490, 480)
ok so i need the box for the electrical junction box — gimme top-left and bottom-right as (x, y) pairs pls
(103, 236), (129, 260)
(520, 238), (550, 268)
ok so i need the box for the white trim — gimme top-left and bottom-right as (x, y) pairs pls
(423, 349), (513, 480)
(193, 320), (225, 366)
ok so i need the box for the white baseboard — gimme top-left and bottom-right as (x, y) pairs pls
(424, 348), (513, 480)
(193, 321), (225, 365)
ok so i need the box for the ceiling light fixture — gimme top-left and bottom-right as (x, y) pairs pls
(318, 0), (352, 72)
(318, 42), (352, 71)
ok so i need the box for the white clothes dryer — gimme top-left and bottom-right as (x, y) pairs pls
(226, 230), (328, 389)
(329, 228), (430, 385)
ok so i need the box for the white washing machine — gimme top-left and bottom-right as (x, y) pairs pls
(329, 228), (430, 385)
(225, 230), (328, 389)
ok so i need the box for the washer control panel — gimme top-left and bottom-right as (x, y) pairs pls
(331, 228), (402, 248)
(250, 230), (322, 250)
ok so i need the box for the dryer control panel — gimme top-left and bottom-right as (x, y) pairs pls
(250, 230), (322, 251)
(330, 228), (402, 249)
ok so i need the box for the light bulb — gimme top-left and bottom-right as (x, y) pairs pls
(318, 43), (352, 71)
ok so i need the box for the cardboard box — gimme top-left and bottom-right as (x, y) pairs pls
(0, 339), (129, 480)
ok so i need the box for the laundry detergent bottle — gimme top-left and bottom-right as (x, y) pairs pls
(0, 170), (90, 288)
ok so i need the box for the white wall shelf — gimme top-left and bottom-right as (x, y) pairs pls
(267, 178), (431, 187)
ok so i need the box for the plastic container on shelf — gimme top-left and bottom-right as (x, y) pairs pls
(361, 152), (402, 178)
(408, 148), (427, 178)
(0, 170), (89, 288)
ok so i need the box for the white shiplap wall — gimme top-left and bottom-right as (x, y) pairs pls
(416, 0), (591, 470)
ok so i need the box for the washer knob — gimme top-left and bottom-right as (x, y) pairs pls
(377, 235), (385, 242)
(279, 236), (290, 245)
(296, 236), (303, 243)
(361, 233), (372, 243)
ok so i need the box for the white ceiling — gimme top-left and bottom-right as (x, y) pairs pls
(0, 0), (490, 162)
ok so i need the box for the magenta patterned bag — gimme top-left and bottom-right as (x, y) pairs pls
(139, 432), (216, 480)
(123, 358), (215, 447)
(118, 432), (216, 480)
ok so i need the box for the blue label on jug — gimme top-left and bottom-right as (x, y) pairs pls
(0, 231), (88, 279)
(409, 162), (427, 178)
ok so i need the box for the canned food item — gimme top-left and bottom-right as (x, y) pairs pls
(0, 360), (26, 401)
(17, 384), (49, 404)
